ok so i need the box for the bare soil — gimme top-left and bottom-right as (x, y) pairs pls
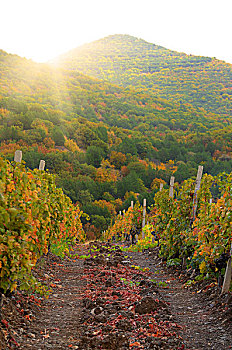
(130, 247), (232, 350)
(0, 243), (231, 350)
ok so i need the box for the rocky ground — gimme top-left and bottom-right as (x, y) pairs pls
(129, 247), (232, 350)
(0, 242), (232, 349)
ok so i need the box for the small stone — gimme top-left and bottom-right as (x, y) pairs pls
(90, 306), (103, 315)
(28, 332), (36, 338)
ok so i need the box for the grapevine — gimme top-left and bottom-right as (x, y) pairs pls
(107, 172), (232, 279)
(0, 156), (85, 294)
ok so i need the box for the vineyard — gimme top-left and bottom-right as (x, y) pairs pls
(0, 155), (85, 294)
(1, 22), (232, 348)
(0, 154), (232, 349)
(1, 151), (232, 296)
(106, 170), (232, 292)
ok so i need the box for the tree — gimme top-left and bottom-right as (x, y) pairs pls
(127, 161), (147, 177)
(95, 125), (108, 142)
(78, 190), (94, 206)
(52, 127), (65, 146)
(174, 163), (192, 182)
(117, 171), (146, 198)
(24, 128), (46, 144)
(86, 145), (105, 168)
(20, 111), (34, 130)
(74, 125), (98, 149)
(91, 215), (107, 230)
(0, 125), (22, 141)
(90, 139), (108, 157)
(110, 151), (126, 169)
(118, 137), (137, 156)
(23, 149), (43, 169)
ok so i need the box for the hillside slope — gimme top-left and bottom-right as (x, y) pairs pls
(55, 34), (232, 116)
(1, 47), (232, 237)
(1, 48), (228, 133)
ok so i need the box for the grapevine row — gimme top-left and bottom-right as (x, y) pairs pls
(0, 156), (85, 294)
(107, 172), (232, 280)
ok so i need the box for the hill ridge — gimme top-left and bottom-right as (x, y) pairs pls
(54, 34), (232, 117)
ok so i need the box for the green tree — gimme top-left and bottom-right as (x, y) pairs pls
(86, 145), (105, 167)
(91, 215), (107, 230)
(78, 190), (94, 206)
(117, 171), (146, 197)
(52, 127), (65, 146)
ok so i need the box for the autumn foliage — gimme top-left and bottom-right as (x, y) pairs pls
(0, 156), (85, 294)
(105, 202), (143, 241)
(107, 172), (232, 278)
(149, 173), (232, 274)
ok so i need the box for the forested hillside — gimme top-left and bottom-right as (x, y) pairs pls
(55, 34), (232, 116)
(1, 42), (232, 237)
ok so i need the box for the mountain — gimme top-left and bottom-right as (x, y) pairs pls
(1, 43), (232, 237)
(1, 48), (227, 134)
(55, 34), (232, 116)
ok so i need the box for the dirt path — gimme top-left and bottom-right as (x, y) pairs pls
(130, 249), (232, 350)
(1, 243), (232, 349)
(26, 255), (85, 349)
(0, 247), (86, 350)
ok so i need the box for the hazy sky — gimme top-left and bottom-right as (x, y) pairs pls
(0, 0), (231, 63)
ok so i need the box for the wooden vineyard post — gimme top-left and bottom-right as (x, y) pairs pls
(142, 198), (146, 239)
(39, 160), (45, 170)
(159, 183), (164, 191)
(221, 243), (232, 294)
(119, 211), (122, 240)
(192, 165), (203, 222)
(130, 201), (134, 243)
(14, 150), (22, 163)
(169, 176), (175, 198)
(135, 232), (139, 243)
